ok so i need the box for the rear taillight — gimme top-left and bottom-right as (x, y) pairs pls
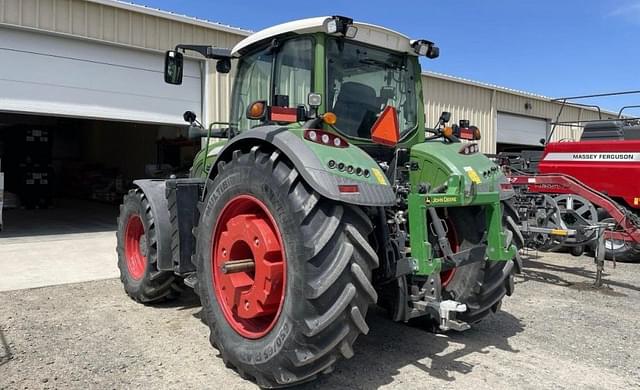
(304, 129), (348, 148)
(338, 184), (359, 193)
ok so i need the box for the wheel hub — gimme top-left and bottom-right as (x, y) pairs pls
(124, 215), (147, 280)
(212, 195), (286, 339)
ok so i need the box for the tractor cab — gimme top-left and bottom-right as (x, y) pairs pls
(165, 16), (438, 148)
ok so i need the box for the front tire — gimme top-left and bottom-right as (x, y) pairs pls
(195, 148), (378, 388)
(116, 188), (182, 302)
(442, 206), (516, 324)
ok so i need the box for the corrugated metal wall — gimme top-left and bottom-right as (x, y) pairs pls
(0, 0), (245, 52)
(422, 75), (495, 152)
(1, 0), (612, 146)
(0, 0), (247, 123)
(207, 65), (236, 124)
(422, 73), (611, 153)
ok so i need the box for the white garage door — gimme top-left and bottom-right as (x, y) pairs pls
(497, 112), (548, 146)
(0, 27), (202, 125)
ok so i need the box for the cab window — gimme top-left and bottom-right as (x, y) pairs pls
(231, 48), (273, 131)
(274, 38), (313, 108)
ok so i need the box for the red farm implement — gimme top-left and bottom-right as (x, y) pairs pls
(496, 91), (640, 285)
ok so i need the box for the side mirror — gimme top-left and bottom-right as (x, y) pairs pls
(165, 50), (184, 85)
(216, 58), (231, 74)
(439, 111), (451, 124)
(539, 138), (546, 145)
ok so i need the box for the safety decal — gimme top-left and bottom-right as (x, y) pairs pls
(372, 168), (388, 185)
(463, 166), (482, 184)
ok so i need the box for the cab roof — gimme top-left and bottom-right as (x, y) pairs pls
(231, 16), (417, 56)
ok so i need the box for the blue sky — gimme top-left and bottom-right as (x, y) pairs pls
(133, 0), (640, 113)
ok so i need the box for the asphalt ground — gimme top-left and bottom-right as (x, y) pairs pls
(1, 250), (639, 389)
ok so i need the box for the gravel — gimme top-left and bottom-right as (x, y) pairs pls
(1, 251), (639, 389)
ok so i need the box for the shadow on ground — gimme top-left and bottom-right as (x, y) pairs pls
(519, 255), (639, 295)
(154, 289), (202, 311)
(0, 327), (12, 367)
(167, 287), (523, 388)
(295, 307), (523, 389)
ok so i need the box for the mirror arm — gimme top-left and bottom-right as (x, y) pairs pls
(175, 44), (232, 60)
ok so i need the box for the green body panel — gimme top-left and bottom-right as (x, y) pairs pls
(190, 139), (227, 178)
(407, 141), (515, 275)
(410, 141), (501, 203)
(290, 127), (390, 186)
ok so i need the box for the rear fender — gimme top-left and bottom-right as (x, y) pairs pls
(207, 126), (396, 207)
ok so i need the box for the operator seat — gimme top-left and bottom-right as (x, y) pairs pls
(332, 82), (380, 138)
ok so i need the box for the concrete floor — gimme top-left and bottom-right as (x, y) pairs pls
(0, 198), (117, 238)
(0, 199), (119, 291)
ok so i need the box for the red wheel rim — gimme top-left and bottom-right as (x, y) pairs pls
(212, 195), (287, 339)
(440, 218), (460, 288)
(124, 215), (147, 280)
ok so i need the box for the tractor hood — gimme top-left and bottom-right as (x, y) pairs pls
(410, 141), (508, 199)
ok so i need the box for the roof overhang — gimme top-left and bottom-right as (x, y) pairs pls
(231, 16), (416, 56)
(88, 0), (251, 37)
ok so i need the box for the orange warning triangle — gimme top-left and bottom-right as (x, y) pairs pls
(371, 106), (400, 147)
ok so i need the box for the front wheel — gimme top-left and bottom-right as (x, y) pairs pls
(116, 188), (182, 302)
(441, 206), (516, 324)
(195, 148), (378, 388)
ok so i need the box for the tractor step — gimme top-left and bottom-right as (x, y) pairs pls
(183, 273), (198, 290)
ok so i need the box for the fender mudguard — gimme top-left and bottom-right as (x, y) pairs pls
(132, 179), (173, 271)
(209, 126), (396, 207)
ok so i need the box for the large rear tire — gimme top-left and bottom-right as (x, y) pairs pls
(195, 148), (378, 388)
(116, 188), (183, 303)
(442, 206), (516, 324)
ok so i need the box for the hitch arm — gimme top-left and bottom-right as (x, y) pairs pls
(427, 207), (455, 260)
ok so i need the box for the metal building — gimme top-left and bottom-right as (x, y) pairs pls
(422, 72), (612, 154)
(0, 0), (610, 233)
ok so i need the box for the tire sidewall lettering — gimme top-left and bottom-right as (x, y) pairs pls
(198, 160), (300, 366)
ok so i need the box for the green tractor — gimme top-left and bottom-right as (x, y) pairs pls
(116, 16), (522, 388)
